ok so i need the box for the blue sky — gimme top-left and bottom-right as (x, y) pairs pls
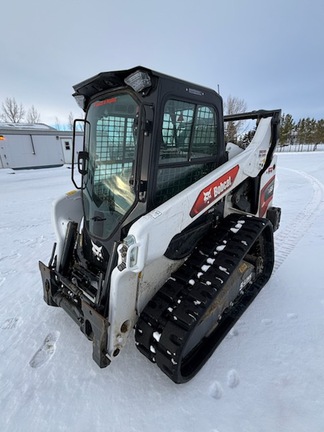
(1, 0), (323, 125)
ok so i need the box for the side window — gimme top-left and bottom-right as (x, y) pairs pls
(161, 100), (217, 162)
(191, 106), (216, 157)
(64, 140), (71, 150)
(154, 99), (218, 207)
(161, 100), (195, 162)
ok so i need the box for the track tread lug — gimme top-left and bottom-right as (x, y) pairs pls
(135, 214), (274, 384)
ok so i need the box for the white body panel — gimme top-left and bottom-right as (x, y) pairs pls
(226, 142), (244, 159)
(124, 117), (272, 271)
(52, 190), (83, 269)
(106, 117), (276, 356)
(107, 255), (185, 356)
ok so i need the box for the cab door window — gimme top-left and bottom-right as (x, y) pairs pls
(154, 99), (218, 207)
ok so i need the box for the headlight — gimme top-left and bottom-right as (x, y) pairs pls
(124, 70), (151, 93)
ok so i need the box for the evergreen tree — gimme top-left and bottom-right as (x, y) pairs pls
(303, 118), (315, 144)
(280, 113), (295, 145)
(225, 120), (237, 142)
(296, 118), (305, 144)
(309, 118), (317, 144)
(315, 119), (324, 143)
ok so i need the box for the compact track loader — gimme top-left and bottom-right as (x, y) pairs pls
(39, 67), (281, 383)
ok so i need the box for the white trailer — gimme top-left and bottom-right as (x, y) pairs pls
(0, 123), (83, 169)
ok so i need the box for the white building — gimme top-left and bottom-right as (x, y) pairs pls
(0, 123), (83, 169)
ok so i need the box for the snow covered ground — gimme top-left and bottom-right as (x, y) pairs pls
(1, 152), (324, 432)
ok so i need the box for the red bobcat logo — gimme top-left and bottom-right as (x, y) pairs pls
(190, 165), (239, 217)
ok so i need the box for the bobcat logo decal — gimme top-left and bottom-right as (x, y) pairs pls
(190, 165), (239, 217)
(203, 188), (212, 203)
(91, 241), (104, 261)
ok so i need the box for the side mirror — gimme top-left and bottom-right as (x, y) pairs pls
(72, 118), (89, 189)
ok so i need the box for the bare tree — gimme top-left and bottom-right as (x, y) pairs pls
(26, 105), (41, 123)
(68, 111), (85, 131)
(68, 111), (74, 131)
(224, 95), (247, 115)
(224, 95), (247, 142)
(1, 97), (26, 123)
(54, 116), (62, 130)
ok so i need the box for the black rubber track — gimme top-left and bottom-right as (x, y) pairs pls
(135, 214), (274, 383)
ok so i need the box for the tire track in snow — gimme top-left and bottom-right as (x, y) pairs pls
(273, 168), (324, 273)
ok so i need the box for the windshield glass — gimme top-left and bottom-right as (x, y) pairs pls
(83, 93), (139, 239)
